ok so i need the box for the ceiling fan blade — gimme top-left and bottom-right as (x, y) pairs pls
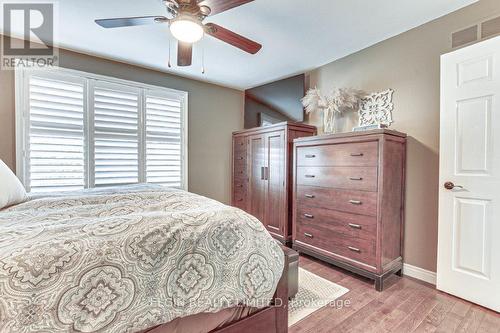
(197, 0), (254, 16)
(205, 23), (261, 54)
(177, 42), (193, 66)
(95, 16), (168, 29)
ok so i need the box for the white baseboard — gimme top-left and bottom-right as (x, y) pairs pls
(403, 263), (436, 285)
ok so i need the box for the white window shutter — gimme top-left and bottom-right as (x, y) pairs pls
(27, 75), (86, 193)
(93, 82), (140, 187)
(145, 91), (185, 188)
(18, 68), (187, 193)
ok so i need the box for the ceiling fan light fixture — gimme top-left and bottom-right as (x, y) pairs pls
(170, 15), (204, 43)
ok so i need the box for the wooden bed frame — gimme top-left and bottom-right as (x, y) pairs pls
(211, 245), (291, 333)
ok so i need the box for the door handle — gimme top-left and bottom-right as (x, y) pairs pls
(349, 200), (362, 205)
(305, 175), (316, 178)
(348, 246), (361, 253)
(304, 232), (314, 238)
(444, 182), (463, 190)
(349, 177), (363, 181)
(260, 167), (269, 180)
(304, 214), (314, 219)
(348, 223), (362, 229)
(350, 153), (364, 157)
(305, 154), (316, 158)
(305, 194), (315, 198)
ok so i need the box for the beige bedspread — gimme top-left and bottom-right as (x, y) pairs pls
(0, 184), (284, 332)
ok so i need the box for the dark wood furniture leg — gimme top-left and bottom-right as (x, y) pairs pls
(282, 245), (299, 299)
(375, 276), (384, 292)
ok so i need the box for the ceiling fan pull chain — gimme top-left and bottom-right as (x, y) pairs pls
(201, 39), (206, 74)
(168, 40), (172, 68)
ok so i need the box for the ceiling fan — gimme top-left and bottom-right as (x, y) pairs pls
(95, 0), (262, 67)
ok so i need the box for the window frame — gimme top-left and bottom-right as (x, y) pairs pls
(15, 66), (189, 192)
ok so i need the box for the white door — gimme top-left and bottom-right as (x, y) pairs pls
(438, 36), (500, 312)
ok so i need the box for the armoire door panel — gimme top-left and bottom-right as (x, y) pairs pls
(265, 131), (286, 234)
(248, 134), (266, 224)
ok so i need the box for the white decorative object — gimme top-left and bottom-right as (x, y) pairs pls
(0, 159), (27, 209)
(355, 89), (394, 131)
(302, 87), (366, 133)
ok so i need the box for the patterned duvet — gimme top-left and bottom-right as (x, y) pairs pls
(0, 184), (284, 333)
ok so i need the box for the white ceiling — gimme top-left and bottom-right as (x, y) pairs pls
(3, 0), (477, 89)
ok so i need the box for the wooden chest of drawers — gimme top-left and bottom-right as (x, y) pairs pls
(292, 130), (406, 291)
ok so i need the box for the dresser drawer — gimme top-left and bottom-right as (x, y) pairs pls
(295, 218), (376, 267)
(234, 136), (247, 152)
(233, 164), (247, 179)
(233, 150), (247, 168)
(296, 185), (378, 216)
(234, 149), (247, 162)
(232, 186), (247, 210)
(233, 179), (247, 192)
(297, 166), (378, 192)
(297, 141), (378, 167)
(296, 205), (377, 241)
(233, 198), (246, 210)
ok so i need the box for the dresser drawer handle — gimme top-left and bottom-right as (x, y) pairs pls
(348, 246), (361, 253)
(237, 198), (244, 202)
(237, 157), (244, 160)
(305, 175), (316, 178)
(305, 194), (315, 198)
(349, 200), (362, 205)
(350, 153), (364, 157)
(304, 214), (314, 219)
(305, 154), (316, 158)
(237, 184), (244, 188)
(304, 232), (314, 238)
(349, 177), (363, 181)
(348, 223), (362, 229)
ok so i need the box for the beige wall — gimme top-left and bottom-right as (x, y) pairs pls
(0, 38), (244, 204)
(306, 0), (500, 272)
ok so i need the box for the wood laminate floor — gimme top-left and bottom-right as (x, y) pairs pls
(290, 255), (500, 333)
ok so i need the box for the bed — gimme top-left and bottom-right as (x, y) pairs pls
(0, 184), (290, 333)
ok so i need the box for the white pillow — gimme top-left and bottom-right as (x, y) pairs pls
(0, 159), (27, 209)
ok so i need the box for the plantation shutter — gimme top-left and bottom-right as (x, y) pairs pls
(26, 75), (86, 193)
(18, 68), (187, 193)
(145, 91), (185, 188)
(92, 81), (141, 187)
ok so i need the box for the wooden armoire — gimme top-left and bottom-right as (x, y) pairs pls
(231, 122), (316, 244)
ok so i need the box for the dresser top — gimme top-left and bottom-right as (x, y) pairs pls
(233, 121), (316, 136)
(293, 129), (406, 143)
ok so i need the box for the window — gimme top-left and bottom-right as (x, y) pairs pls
(16, 68), (188, 193)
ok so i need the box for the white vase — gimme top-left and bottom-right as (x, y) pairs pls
(323, 109), (335, 134)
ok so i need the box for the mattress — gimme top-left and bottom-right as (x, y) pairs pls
(0, 184), (284, 332)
